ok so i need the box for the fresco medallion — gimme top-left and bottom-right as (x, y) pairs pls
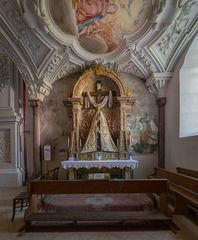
(49, 0), (152, 54)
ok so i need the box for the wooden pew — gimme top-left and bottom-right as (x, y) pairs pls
(176, 167), (198, 179)
(149, 168), (198, 214)
(25, 179), (171, 227)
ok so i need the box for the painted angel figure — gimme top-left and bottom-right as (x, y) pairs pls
(75, 0), (118, 36)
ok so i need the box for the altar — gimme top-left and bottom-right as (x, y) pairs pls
(63, 66), (137, 180)
(61, 159), (138, 180)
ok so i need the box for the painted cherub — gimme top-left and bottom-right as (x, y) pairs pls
(75, 0), (118, 36)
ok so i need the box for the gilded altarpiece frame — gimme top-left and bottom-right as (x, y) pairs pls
(67, 66), (135, 160)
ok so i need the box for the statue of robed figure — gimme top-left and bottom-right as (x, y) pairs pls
(81, 92), (118, 153)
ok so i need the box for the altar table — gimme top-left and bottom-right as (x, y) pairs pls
(61, 159), (138, 180)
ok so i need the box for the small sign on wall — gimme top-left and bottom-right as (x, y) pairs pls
(44, 145), (51, 161)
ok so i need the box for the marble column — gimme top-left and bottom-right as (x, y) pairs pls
(29, 100), (41, 176)
(157, 97), (167, 168)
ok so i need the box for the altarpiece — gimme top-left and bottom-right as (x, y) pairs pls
(65, 65), (136, 162)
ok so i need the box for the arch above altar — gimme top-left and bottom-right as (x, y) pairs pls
(72, 65), (126, 98)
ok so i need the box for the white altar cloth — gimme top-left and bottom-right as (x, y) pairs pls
(62, 159), (138, 179)
(61, 159), (138, 170)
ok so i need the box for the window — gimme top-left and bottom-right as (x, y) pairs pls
(180, 35), (198, 137)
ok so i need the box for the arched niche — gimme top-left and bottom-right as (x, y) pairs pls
(68, 65), (135, 159)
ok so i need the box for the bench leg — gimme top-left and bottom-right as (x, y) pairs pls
(174, 194), (187, 214)
(11, 199), (16, 222)
(18, 221), (31, 236)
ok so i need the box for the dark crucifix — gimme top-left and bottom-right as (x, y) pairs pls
(82, 81), (116, 105)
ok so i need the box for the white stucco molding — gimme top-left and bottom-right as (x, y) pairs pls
(0, 40), (52, 102)
(0, 0), (197, 92)
(15, 0), (175, 81)
(149, 0), (198, 71)
(27, 79), (52, 102)
(145, 72), (173, 98)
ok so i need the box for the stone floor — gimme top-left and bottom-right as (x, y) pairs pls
(0, 187), (198, 240)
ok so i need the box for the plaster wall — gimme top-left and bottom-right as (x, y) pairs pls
(165, 43), (198, 171)
(41, 72), (158, 177)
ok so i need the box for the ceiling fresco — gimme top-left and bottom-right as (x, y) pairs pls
(0, 0), (197, 101)
(49, 0), (152, 54)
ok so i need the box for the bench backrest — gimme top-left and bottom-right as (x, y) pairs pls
(153, 168), (198, 193)
(176, 167), (198, 179)
(29, 179), (169, 215)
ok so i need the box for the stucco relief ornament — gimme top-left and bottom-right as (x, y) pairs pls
(122, 60), (145, 79)
(43, 46), (71, 83)
(0, 56), (9, 93)
(82, 59), (118, 74)
(151, 0), (167, 30)
(145, 72), (173, 98)
(56, 63), (80, 80)
(130, 44), (156, 77)
(0, 41), (41, 99)
(158, 0), (197, 55)
(94, 59), (118, 73)
(37, 79), (52, 99)
(0, 0), (48, 68)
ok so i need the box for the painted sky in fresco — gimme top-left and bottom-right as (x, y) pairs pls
(50, 0), (152, 54)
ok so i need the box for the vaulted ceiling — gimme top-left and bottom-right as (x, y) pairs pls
(0, 0), (197, 100)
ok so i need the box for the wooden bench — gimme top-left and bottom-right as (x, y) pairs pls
(24, 179), (171, 228)
(149, 168), (198, 214)
(12, 169), (59, 222)
(41, 167), (59, 180)
(11, 191), (29, 222)
(176, 167), (198, 179)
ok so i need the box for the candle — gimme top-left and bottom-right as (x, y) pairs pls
(117, 138), (119, 147)
(80, 138), (82, 149)
(67, 136), (70, 148)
